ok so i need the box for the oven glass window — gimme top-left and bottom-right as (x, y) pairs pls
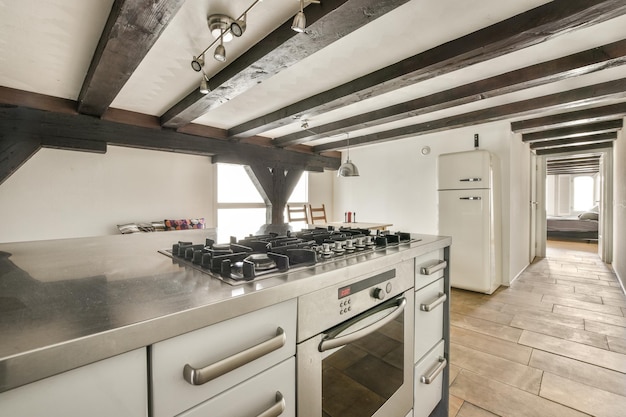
(321, 312), (404, 417)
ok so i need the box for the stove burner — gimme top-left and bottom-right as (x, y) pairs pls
(160, 227), (419, 285)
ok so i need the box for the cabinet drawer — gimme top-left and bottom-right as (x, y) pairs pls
(178, 357), (295, 417)
(413, 341), (446, 417)
(152, 299), (297, 417)
(414, 278), (444, 361)
(414, 249), (445, 290)
(0, 348), (147, 417)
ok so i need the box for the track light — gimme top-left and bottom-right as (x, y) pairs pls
(214, 31), (226, 62)
(190, 54), (205, 72)
(231, 14), (247, 37)
(199, 75), (210, 94)
(292, 0), (306, 32)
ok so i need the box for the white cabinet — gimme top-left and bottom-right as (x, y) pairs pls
(0, 348), (147, 417)
(151, 299), (297, 417)
(413, 248), (448, 417)
(413, 341), (446, 417)
(178, 358), (295, 417)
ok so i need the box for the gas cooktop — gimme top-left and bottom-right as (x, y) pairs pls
(159, 227), (419, 285)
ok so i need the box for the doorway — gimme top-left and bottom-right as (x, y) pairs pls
(530, 149), (613, 263)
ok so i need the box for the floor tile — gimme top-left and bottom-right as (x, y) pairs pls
(607, 336), (626, 354)
(509, 309), (585, 330)
(450, 370), (590, 417)
(488, 292), (554, 311)
(540, 372), (626, 417)
(449, 364), (461, 386)
(518, 330), (626, 372)
(450, 313), (522, 343)
(529, 350), (626, 397)
(553, 305), (626, 328)
(450, 343), (542, 394)
(456, 403), (499, 417)
(450, 326), (532, 365)
(601, 297), (626, 308)
(585, 320), (626, 339)
(451, 303), (514, 325)
(510, 315), (608, 349)
(541, 295), (623, 316)
(449, 395), (464, 417)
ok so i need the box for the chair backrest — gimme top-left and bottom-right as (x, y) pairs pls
(287, 204), (309, 223)
(309, 204), (327, 224)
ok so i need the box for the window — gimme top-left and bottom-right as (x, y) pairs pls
(572, 175), (594, 212)
(216, 164), (307, 241)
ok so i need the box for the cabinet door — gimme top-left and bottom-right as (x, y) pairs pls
(152, 299), (297, 417)
(178, 357), (295, 417)
(0, 348), (147, 417)
(414, 341), (446, 417)
(414, 278), (444, 361)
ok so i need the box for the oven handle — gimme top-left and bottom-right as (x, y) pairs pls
(182, 327), (286, 386)
(256, 391), (286, 417)
(319, 297), (406, 352)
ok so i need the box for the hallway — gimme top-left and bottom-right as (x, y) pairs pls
(448, 240), (626, 417)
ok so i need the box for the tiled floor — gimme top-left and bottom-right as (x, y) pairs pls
(448, 240), (626, 417)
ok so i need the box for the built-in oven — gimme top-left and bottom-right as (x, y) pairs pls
(297, 259), (414, 417)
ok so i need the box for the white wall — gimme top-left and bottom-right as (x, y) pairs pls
(0, 146), (215, 243)
(307, 170), (334, 221)
(333, 121), (529, 285)
(613, 122), (626, 288)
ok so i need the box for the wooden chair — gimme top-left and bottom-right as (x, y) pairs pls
(287, 204), (309, 224)
(309, 204), (327, 225)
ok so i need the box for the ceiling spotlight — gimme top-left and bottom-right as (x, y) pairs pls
(190, 54), (205, 72)
(214, 31), (226, 62)
(291, 0), (306, 32)
(208, 14), (234, 42)
(231, 14), (247, 37)
(199, 75), (210, 94)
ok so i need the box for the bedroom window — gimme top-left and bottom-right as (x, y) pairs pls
(572, 175), (594, 212)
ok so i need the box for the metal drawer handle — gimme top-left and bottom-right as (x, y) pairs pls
(256, 391), (286, 417)
(420, 292), (447, 312)
(420, 260), (447, 275)
(460, 196), (481, 200)
(420, 357), (447, 384)
(460, 177), (481, 182)
(183, 327), (286, 386)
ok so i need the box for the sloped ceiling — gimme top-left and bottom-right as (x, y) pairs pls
(1, 0), (626, 180)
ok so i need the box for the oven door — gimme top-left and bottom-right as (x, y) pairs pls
(297, 290), (414, 417)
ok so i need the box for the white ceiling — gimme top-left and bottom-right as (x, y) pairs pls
(1, 0), (625, 150)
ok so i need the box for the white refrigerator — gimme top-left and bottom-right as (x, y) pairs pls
(437, 150), (501, 294)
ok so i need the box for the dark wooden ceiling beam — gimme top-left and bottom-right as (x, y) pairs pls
(511, 101), (626, 133)
(529, 132), (617, 149)
(77, 0), (186, 116)
(521, 119), (623, 142)
(228, 0), (626, 139)
(0, 136), (40, 186)
(1, 107), (340, 172)
(312, 78), (626, 152)
(160, 0), (411, 129)
(274, 39), (626, 147)
(535, 142), (613, 156)
(548, 156), (600, 165)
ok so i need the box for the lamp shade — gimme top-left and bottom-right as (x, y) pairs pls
(337, 159), (360, 177)
(291, 11), (306, 32)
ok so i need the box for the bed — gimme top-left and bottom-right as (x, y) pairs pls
(547, 211), (598, 241)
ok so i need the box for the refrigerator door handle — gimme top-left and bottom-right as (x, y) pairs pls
(460, 197), (482, 200)
(459, 177), (482, 182)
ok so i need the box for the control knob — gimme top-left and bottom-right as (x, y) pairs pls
(372, 287), (386, 300)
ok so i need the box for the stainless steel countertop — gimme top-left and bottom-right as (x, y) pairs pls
(0, 230), (451, 393)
